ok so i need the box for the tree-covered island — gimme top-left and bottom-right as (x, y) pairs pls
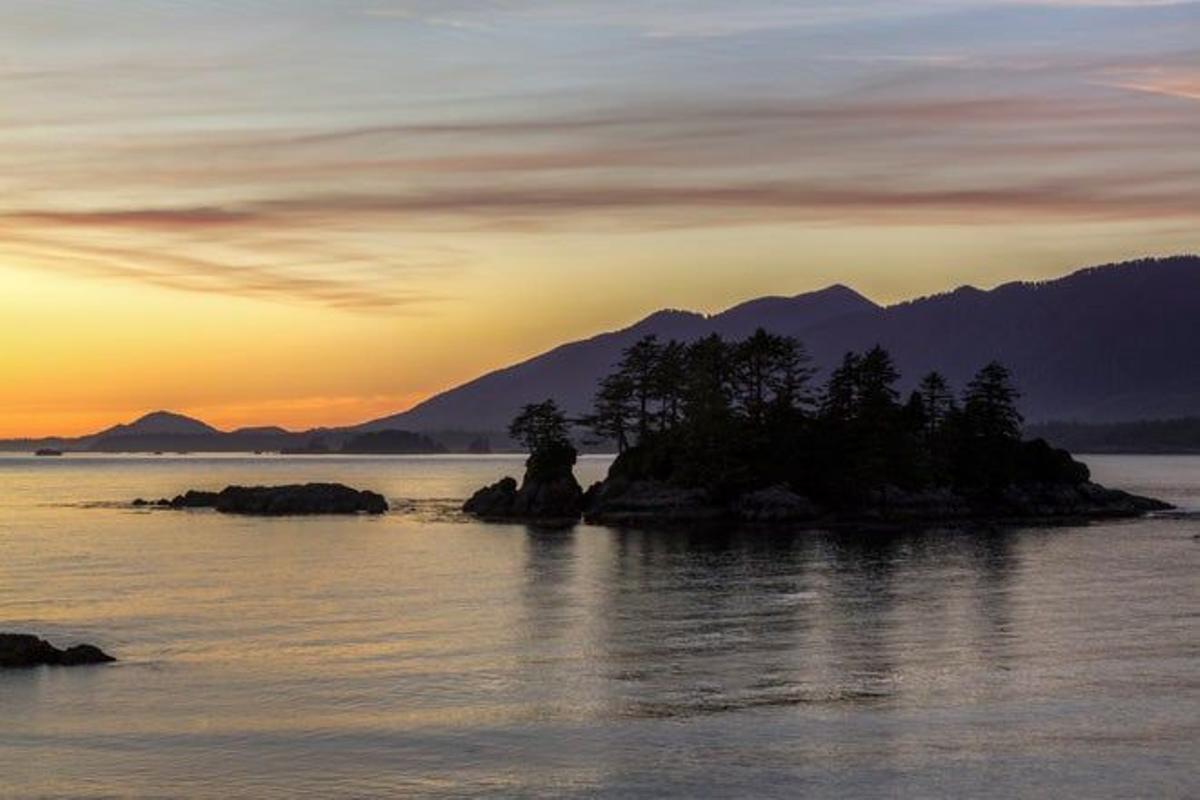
(464, 330), (1169, 526)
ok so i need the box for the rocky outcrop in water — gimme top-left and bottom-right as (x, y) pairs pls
(462, 432), (584, 524)
(135, 483), (388, 515)
(0, 633), (115, 668)
(463, 473), (584, 524)
(463, 477), (519, 517)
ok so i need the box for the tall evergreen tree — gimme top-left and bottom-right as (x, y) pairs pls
(586, 373), (637, 452)
(732, 328), (777, 424)
(964, 362), (1023, 442)
(821, 352), (861, 422)
(856, 345), (901, 417)
(730, 329), (815, 424)
(768, 337), (816, 416)
(654, 340), (688, 431)
(618, 335), (663, 440)
(682, 334), (733, 426)
(918, 371), (955, 437)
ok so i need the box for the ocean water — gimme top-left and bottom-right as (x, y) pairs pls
(0, 453), (1196, 798)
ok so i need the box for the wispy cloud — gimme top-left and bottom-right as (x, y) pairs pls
(1101, 66), (1200, 100)
(1, 0), (1196, 310)
(0, 226), (454, 311)
(5, 207), (259, 230)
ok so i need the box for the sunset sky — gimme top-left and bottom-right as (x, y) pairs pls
(2, 0), (1197, 436)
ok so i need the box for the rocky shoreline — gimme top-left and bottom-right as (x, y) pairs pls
(464, 470), (1171, 528)
(580, 477), (1171, 527)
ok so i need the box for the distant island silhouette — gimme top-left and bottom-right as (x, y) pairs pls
(2, 411), (449, 455)
(465, 334), (1170, 525)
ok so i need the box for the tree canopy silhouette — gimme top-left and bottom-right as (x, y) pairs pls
(580, 329), (1086, 508)
(509, 399), (577, 482)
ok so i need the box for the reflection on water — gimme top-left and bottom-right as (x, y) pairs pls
(0, 454), (1197, 798)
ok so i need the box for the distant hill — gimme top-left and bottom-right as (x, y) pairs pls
(93, 410), (217, 439)
(0, 413), (441, 455)
(360, 256), (1200, 432)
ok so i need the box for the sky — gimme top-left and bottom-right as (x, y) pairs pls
(1, 0), (1197, 436)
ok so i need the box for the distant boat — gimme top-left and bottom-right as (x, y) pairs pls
(34, 448), (63, 457)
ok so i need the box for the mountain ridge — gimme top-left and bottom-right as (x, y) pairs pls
(361, 254), (1200, 432)
(3, 255), (1197, 449)
(358, 280), (881, 433)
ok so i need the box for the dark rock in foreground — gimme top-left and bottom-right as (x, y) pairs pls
(138, 483), (389, 515)
(0, 633), (115, 668)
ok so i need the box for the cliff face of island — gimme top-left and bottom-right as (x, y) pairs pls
(464, 333), (1171, 527)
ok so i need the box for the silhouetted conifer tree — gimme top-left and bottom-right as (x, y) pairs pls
(509, 399), (575, 481)
(618, 335), (663, 440)
(917, 372), (955, 437)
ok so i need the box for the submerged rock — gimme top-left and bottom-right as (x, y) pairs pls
(149, 483), (388, 515)
(0, 633), (115, 668)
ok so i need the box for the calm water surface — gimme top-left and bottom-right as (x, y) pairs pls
(1, 454), (1196, 798)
